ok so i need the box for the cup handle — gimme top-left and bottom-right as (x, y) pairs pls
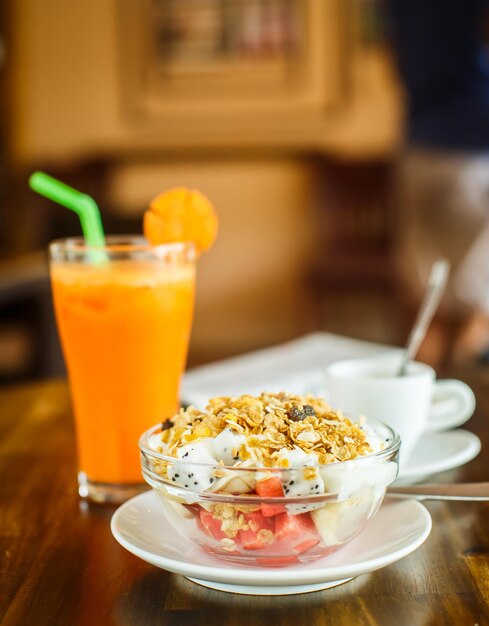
(425, 379), (476, 432)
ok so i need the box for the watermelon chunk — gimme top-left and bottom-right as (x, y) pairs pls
(261, 503), (286, 517)
(238, 511), (275, 550)
(256, 476), (286, 517)
(292, 537), (320, 554)
(198, 510), (226, 541)
(256, 476), (283, 496)
(274, 512), (317, 541)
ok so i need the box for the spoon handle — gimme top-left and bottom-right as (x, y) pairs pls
(397, 259), (450, 376)
(387, 482), (489, 501)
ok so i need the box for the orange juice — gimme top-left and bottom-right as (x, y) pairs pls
(49, 239), (195, 501)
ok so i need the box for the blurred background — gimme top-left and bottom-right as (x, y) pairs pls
(3, 0), (485, 386)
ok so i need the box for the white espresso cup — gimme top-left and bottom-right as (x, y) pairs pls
(324, 353), (476, 465)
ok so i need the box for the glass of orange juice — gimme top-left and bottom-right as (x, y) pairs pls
(49, 236), (195, 503)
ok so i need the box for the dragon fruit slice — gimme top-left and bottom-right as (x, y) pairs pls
(320, 459), (397, 503)
(169, 445), (217, 491)
(177, 438), (216, 460)
(277, 447), (325, 514)
(311, 493), (374, 546)
(310, 502), (343, 545)
(212, 428), (246, 465)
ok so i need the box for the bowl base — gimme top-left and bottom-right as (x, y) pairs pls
(186, 576), (354, 595)
(200, 544), (340, 568)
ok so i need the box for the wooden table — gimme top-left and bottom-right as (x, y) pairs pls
(1, 373), (488, 626)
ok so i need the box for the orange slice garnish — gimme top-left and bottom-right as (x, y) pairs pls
(143, 187), (218, 253)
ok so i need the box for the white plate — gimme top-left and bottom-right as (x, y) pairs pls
(395, 429), (481, 484)
(111, 491), (432, 595)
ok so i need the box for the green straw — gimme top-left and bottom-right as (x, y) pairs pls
(29, 171), (106, 247)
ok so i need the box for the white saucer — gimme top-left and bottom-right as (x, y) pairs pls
(395, 428), (481, 484)
(111, 491), (432, 595)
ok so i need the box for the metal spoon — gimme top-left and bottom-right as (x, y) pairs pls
(397, 258), (451, 376)
(387, 482), (489, 501)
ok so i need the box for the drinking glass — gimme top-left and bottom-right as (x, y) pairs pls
(49, 236), (195, 503)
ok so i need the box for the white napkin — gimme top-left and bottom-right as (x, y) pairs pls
(182, 332), (392, 408)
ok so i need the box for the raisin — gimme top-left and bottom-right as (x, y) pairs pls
(288, 404), (316, 421)
(162, 419), (173, 431)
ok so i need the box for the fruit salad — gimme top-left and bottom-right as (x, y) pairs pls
(140, 392), (400, 567)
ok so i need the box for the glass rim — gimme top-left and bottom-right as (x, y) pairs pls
(139, 418), (401, 472)
(48, 235), (195, 255)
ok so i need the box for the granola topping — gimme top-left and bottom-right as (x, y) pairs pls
(152, 392), (375, 466)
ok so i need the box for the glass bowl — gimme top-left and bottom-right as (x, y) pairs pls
(139, 419), (400, 567)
